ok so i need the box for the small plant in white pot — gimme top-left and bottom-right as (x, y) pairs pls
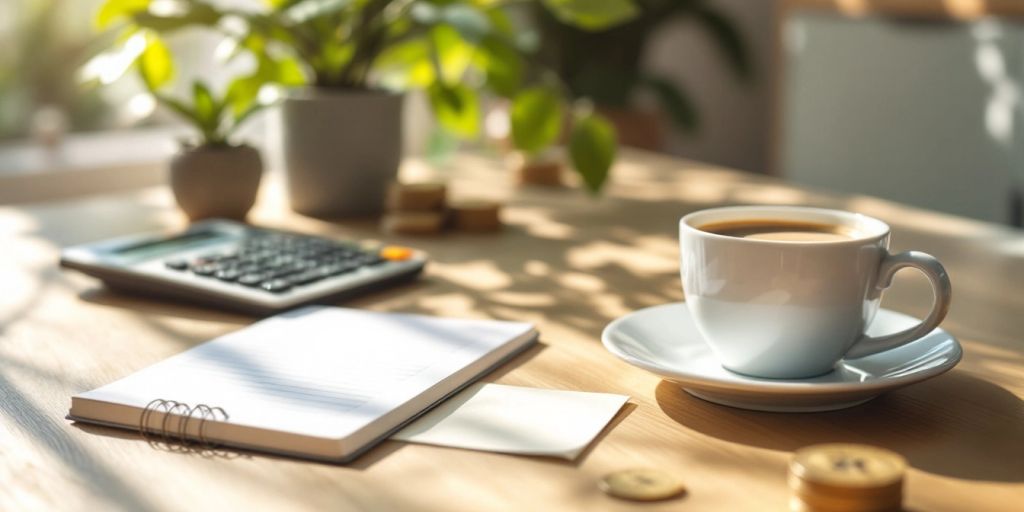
(100, 0), (637, 216)
(89, 1), (301, 221)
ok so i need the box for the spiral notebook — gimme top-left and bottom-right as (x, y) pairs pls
(68, 306), (537, 462)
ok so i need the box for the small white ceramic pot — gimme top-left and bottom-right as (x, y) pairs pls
(169, 144), (263, 221)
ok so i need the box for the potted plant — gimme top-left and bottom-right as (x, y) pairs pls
(91, 0), (637, 215)
(89, 1), (301, 220)
(529, 0), (751, 150)
(228, 0), (638, 214)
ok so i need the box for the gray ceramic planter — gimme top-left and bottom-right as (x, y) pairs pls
(281, 89), (403, 217)
(169, 144), (263, 221)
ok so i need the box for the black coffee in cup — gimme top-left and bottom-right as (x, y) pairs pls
(698, 220), (860, 242)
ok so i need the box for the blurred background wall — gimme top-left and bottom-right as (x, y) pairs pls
(4, 0), (1023, 226)
(648, 0), (776, 175)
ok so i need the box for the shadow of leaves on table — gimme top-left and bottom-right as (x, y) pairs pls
(13, 161), (1024, 481)
(654, 370), (1024, 482)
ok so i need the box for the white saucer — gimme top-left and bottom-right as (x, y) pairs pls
(601, 302), (962, 412)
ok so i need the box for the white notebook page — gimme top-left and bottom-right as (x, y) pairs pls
(76, 307), (536, 440)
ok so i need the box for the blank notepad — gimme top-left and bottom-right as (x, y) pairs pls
(69, 306), (537, 462)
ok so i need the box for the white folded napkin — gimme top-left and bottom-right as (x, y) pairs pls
(392, 383), (629, 460)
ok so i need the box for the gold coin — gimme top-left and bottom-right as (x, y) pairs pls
(381, 212), (446, 235)
(450, 200), (502, 232)
(599, 468), (686, 502)
(791, 483), (902, 512)
(789, 473), (902, 501)
(387, 181), (447, 211)
(519, 161), (564, 186)
(790, 494), (901, 512)
(791, 444), (906, 490)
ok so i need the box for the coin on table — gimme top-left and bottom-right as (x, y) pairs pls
(600, 468), (687, 501)
(789, 473), (903, 502)
(450, 200), (502, 232)
(381, 212), (446, 235)
(790, 488), (902, 512)
(790, 444), (906, 492)
(387, 181), (447, 211)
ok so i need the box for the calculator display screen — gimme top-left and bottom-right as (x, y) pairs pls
(113, 230), (227, 262)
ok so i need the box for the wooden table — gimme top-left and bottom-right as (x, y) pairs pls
(2, 150), (1022, 511)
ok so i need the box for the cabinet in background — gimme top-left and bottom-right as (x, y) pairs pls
(780, 12), (1023, 224)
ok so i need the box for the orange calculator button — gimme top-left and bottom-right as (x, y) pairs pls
(380, 245), (414, 261)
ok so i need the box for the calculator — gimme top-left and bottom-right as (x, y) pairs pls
(59, 219), (427, 315)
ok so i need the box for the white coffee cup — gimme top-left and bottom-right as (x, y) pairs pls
(679, 206), (952, 379)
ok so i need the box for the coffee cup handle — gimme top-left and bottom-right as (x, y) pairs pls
(844, 251), (952, 360)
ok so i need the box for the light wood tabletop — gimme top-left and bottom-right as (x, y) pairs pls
(1, 150), (1022, 511)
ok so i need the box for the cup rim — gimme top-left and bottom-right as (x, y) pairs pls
(679, 205), (890, 245)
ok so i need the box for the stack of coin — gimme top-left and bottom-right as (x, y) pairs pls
(519, 160), (564, 186)
(382, 182), (447, 235)
(386, 182), (447, 211)
(382, 181), (505, 234)
(789, 444), (906, 512)
(450, 200), (502, 232)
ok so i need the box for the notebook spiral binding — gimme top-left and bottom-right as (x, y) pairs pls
(138, 399), (229, 450)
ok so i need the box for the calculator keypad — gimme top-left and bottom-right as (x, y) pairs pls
(164, 232), (386, 294)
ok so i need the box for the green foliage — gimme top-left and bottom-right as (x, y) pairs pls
(427, 83), (480, 137)
(91, 0), (636, 189)
(532, 0), (751, 132)
(92, 0), (300, 147)
(509, 86), (562, 156)
(569, 110), (616, 194)
(478, 36), (523, 97)
(137, 32), (173, 90)
(541, 0), (638, 31)
(95, 0), (151, 29)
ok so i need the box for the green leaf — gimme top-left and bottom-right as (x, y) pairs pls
(266, 0), (302, 9)
(95, 0), (150, 29)
(192, 82), (218, 129)
(639, 74), (697, 132)
(224, 51), (305, 118)
(375, 38), (434, 88)
(318, 42), (355, 80)
(569, 112), (616, 194)
(541, 0), (638, 31)
(138, 33), (174, 90)
(272, 56), (306, 86)
(484, 7), (515, 37)
(429, 25), (477, 84)
(132, 3), (221, 33)
(510, 86), (563, 155)
(154, 92), (202, 126)
(479, 37), (523, 97)
(694, 5), (752, 80)
(225, 76), (261, 117)
(427, 83), (479, 137)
